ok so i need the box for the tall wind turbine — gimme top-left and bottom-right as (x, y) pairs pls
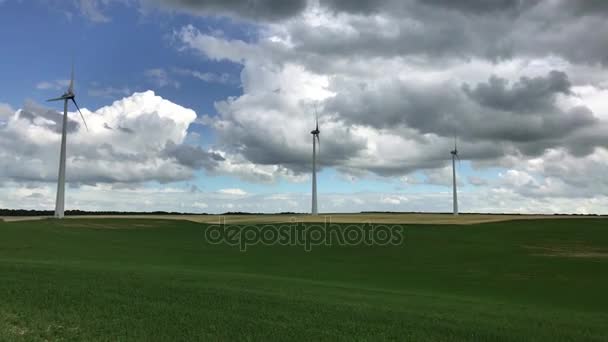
(310, 110), (320, 215)
(47, 65), (88, 219)
(450, 138), (459, 216)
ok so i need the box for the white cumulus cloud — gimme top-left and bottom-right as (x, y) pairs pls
(0, 91), (221, 185)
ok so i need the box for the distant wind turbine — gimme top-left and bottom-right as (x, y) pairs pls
(450, 138), (459, 216)
(310, 109), (320, 215)
(47, 64), (88, 219)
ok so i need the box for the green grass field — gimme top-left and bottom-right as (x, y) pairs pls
(1, 218), (607, 341)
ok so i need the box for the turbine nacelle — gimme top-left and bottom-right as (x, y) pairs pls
(311, 105), (321, 136)
(46, 69), (88, 132)
(46, 92), (74, 102)
(451, 137), (460, 216)
(51, 92), (75, 101)
(451, 137), (458, 157)
(310, 106), (321, 215)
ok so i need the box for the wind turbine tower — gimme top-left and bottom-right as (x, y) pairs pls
(310, 112), (320, 215)
(47, 65), (88, 219)
(451, 139), (459, 216)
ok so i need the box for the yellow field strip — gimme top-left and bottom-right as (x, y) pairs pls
(1, 213), (603, 225)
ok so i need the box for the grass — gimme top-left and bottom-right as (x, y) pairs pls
(0, 217), (607, 341)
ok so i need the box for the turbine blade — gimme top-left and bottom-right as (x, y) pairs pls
(316, 134), (320, 155)
(71, 98), (89, 131)
(68, 61), (74, 93)
(47, 96), (65, 102)
(314, 104), (319, 131)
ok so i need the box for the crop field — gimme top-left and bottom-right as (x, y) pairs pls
(0, 212), (596, 225)
(1, 217), (607, 341)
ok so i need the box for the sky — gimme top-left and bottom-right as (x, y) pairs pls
(1, 0), (608, 214)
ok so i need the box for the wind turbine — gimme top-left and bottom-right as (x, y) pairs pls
(47, 64), (88, 219)
(450, 138), (459, 216)
(310, 109), (320, 215)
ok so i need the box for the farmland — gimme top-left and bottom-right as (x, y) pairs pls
(0, 216), (607, 341)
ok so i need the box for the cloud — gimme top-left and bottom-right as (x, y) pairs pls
(0, 91), (222, 185)
(78, 0), (111, 22)
(144, 68), (180, 89)
(217, 188), (248, 196)
(192, 201), (208, 209)
(16, 100), (81, 134)
(3, 179), (608, 214)
(420, 167), (463, 187)
(36, 79), (70, 91)
(172, 67), (236, 85)
(88, 85), (132, 98)
(277, 1), (608, 66)
(171, 2), (608, 212)
(499, 148), (608, 199)
(162, 140), (224, 170)
(414, 0), (539, 14)
(3, 170), (608, 215)
(11, 0), (608, 214)
(468, 176), (488, 187)
(0, 103), (13, 121)
(176, 25), (267, 63)
(142, 0), (308, 21)
(211, 151), (309, 184)
(380, 195), (408, 205)
(327, 70), (600, 152)
(463, 70), (572, 113)
(62, 1), (608, 65)
(175, 13), (608, 183)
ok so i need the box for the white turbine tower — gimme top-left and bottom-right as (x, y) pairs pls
(47, 65), (88, 219)
(310, 110), (320, 215)
(450, 138), (459, 216)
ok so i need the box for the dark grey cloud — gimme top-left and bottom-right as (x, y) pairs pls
(84, 143), (151, 164)
(325, 70), (601, 163)
(74, 0), (608, 65)
(181, 6), (608, 180)
(321, 0), (537, 15)
(418, 0), (537, 14)
(147, 0), (608, 25)
(103, 123), (135, 134)
(558, 0), (608, 16)
(286, 13), (481, 61)
(146, 0), (308, 20)
(359, 159), (445, 177)
(162, 140), (224, 170)
(117, 125), (135, 134)
(276, 0), (608, 65)
(214, 122), (365, 174)
(320, 0), (607, 18)
(462, 71), (572, 113)
(319, 0), (391, 14)
(18, 101), (80, 134)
